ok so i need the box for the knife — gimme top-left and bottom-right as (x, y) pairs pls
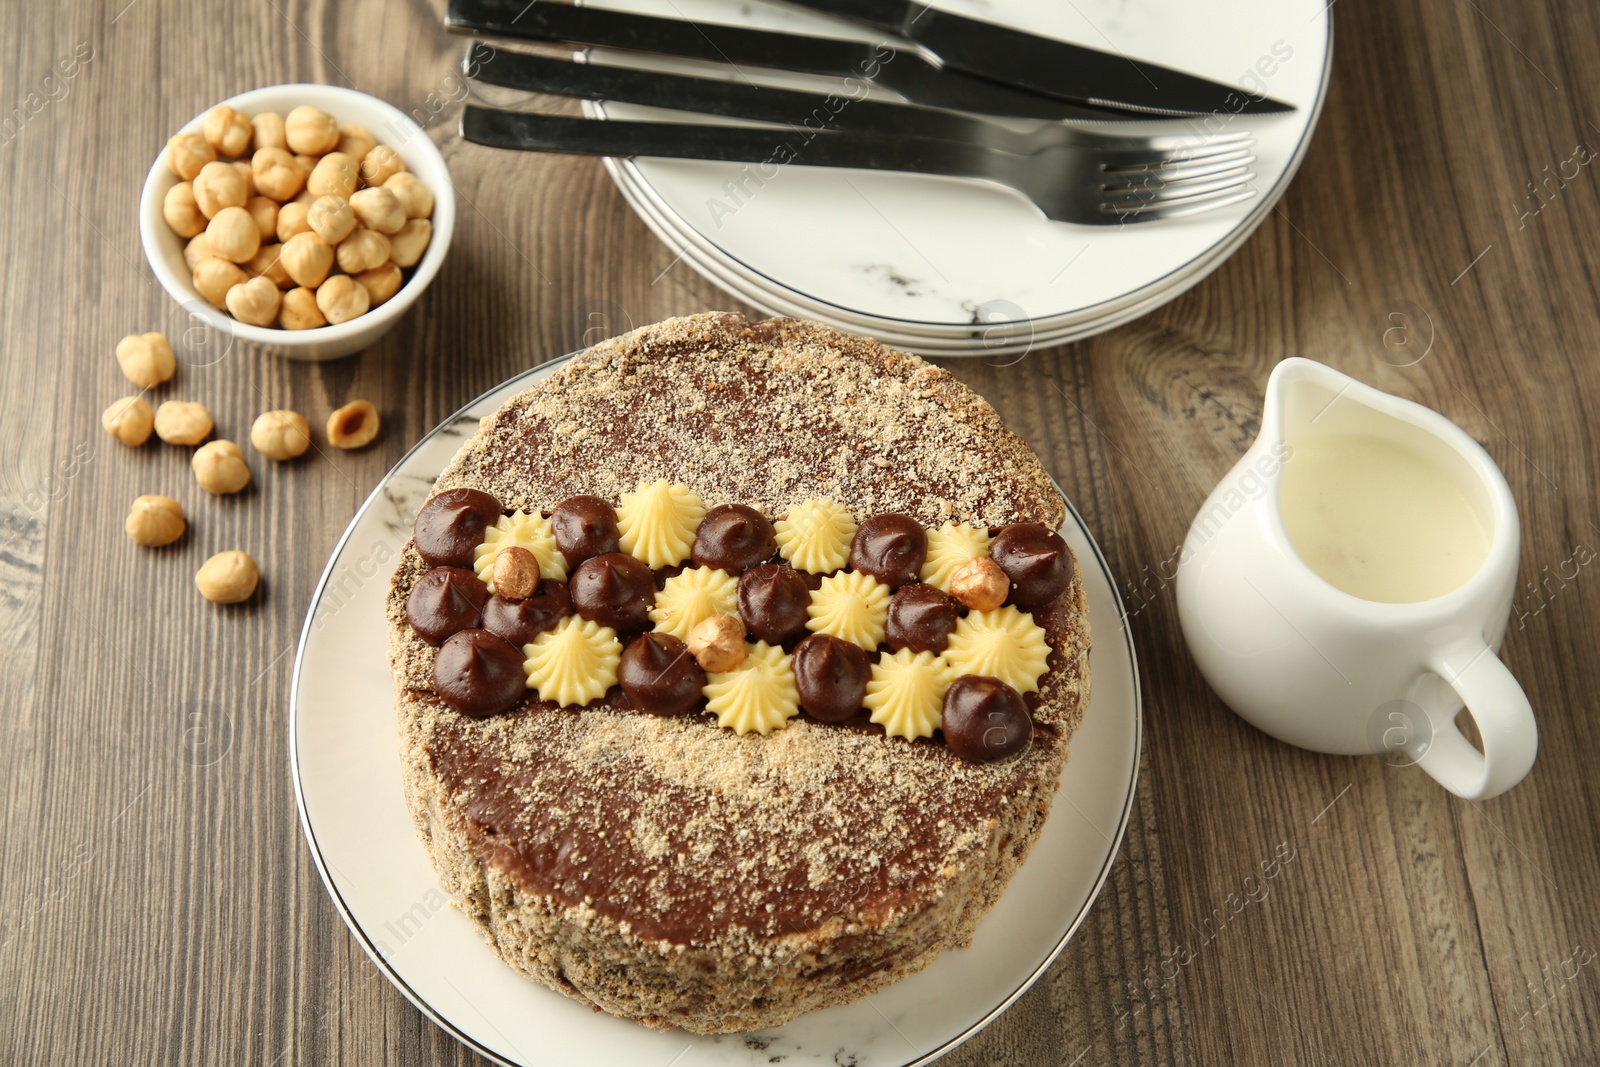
(780, 0), (1294, 117)
(448, 0), (1166, 122)
(464, 43), (1258, 161)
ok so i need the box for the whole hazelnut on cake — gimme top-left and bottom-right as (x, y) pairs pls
(688, 613), (747, 674)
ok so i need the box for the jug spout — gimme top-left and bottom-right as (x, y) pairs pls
(1263, 357), (1395, 446)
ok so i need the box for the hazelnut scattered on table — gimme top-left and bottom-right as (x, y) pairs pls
(154, 400), (213, 445)
(195, 550), (260, 603)
(326, 399), (379, 449)
(125, 495), (187, 547)
(162, 103), (437, 330)
(115, 332), (176, 389)
(689, 613), (747, 674)
(251, 410), (311, 460)
(192, 440), (252, 494)
(949, 556), (1010, 612)
(102, 396), (155, 447)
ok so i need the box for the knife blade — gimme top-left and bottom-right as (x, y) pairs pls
(464, 43), (1255, 158)
(781, 0), (1294, 116)
(447, 0), (1163, 122)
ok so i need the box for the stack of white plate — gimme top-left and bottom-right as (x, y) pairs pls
(580, 0), (1332, 357)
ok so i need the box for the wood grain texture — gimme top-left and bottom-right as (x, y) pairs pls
(1, 0), (1597, 1063)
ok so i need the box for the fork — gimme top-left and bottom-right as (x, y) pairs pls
(461, 104), (1257, 225)
(465, 43), (1259, 167)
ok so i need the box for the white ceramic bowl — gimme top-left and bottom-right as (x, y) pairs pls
(139, 84), (455, 362)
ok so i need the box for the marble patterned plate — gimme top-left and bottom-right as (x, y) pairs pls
(290, 352), (1143, 1066)
(576, 0), (1332, 354)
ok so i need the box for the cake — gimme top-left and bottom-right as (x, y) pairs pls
(384, 313), (1091, 1033)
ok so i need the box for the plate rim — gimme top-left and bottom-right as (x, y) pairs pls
(288, 351), (1144, 1066)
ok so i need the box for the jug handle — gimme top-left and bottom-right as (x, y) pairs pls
(1414, 641), (1537, 800)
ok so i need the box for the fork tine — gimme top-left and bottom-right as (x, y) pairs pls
(1099, 138), (1256, 172)
(1101, 169), (1257, 205)
(1109, 187), (1259, 222)
(1104, 155), (1257, 191)
(1102, 177), (1257, 218)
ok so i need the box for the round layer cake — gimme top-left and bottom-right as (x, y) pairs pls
(385, 313), (1091, 1034)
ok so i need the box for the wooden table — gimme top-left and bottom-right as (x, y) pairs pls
(3, 0), (1597, 1063)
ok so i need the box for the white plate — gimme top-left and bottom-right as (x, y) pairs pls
(579, 0), (1331, 353)
(291, 353), (1143, 1065)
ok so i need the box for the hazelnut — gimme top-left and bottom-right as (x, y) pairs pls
(192, 160), (248, 218)
(316, 274), (369, 325)
(251, 111), (287, 151)
(250, 410), (311, 460)
(279, 287), (326, 330)
(280, 231), (334, 288)
(246, 243), (292, 289)
(307, 151), (358, 200)
(384, 172), (434, 219)
(225, 275), (282, 327)
(192, 439), (252, 494)
(276, 200), (312, 243)
(125, 495), (186, 547)
(102, 396), (155, 446)
(232, 161), (255, 197)
(202, 105), (252, 156)
(195, 550), (259, 604)
(949, 556), (1010, 612)
(492, 546), (541, 599)
(285, 105), (339, 154)
(193, 257), (249, 308)
(355, 262), (402, 306)
(115, 332), (176, 388)
(183, 233), (216, 270)
(386, 218), (432, 268)
(166, 131), (215, 180)
(336, 227), (389, 274)
(205, 205), (261, 264)
(348, 187), (405, 234)
(154, 400), (213, 445)
(163, 181), (207, 238)
(307, 195), (355, 245)
(359, 145), (404, 187)
(337, 124), (377, 161)
(244, 196), (278, 239)
(688, 614), (747, 673)
(326, 399), (379, 449)
(251, 147), (305, 202)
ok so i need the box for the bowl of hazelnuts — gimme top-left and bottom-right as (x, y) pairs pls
(139, 84), (455, 361)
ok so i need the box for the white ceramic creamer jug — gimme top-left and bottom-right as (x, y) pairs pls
(1176, 358), (1536, 799)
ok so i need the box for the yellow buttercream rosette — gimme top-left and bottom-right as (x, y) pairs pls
(523, 615), (622, 707)
(617, 479), (705, 568)
(475, 509), (567, 588)
(864, 648), (954, 741)
(650, 566), (738, 641)
(920, 522), (993, 592)
(774, 497), (857, 574)
(943, 606), (1051, 695)
(703, 640), (799, 736)
(805, 570), (890, 650)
